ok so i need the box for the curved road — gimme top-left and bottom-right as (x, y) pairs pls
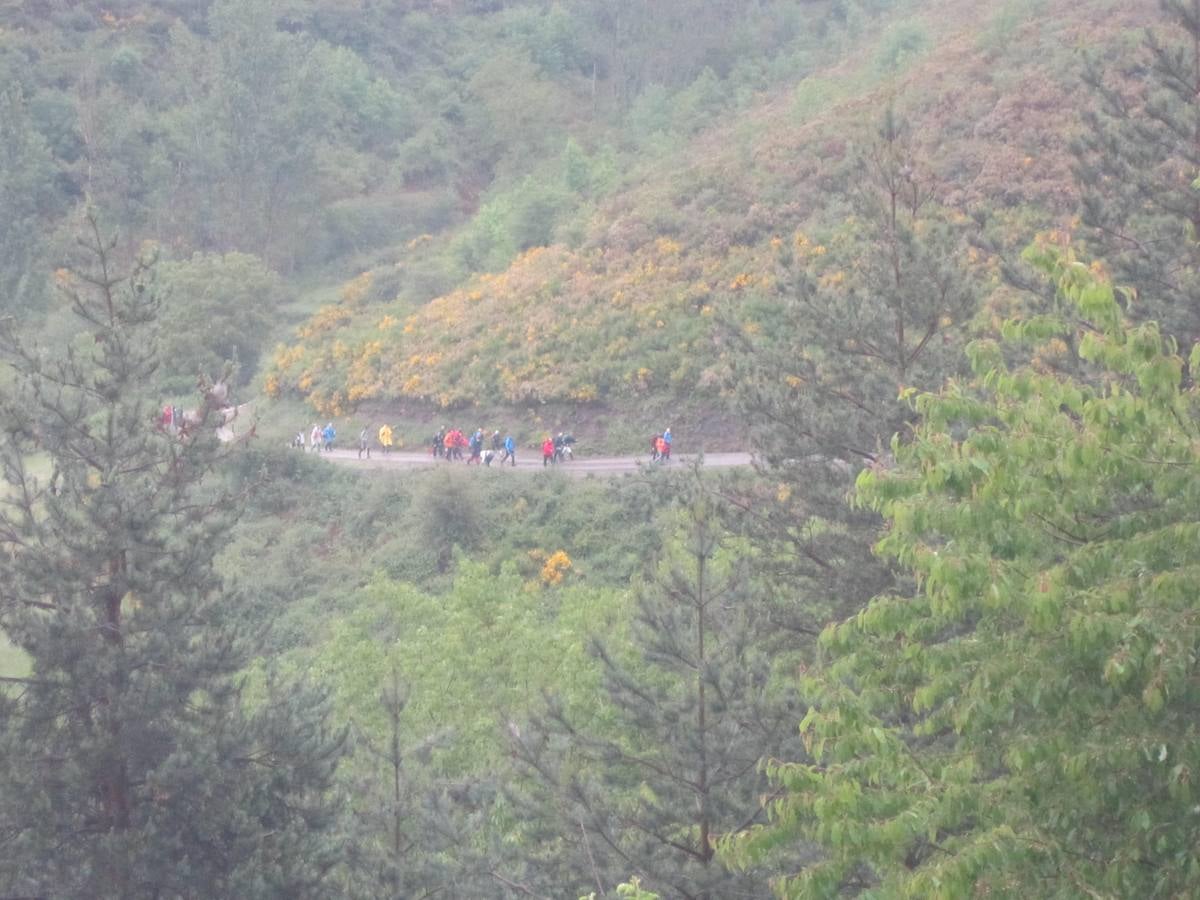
(316, 448), (752, 475)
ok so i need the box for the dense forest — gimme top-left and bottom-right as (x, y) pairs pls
(4, 0), (1200, 896)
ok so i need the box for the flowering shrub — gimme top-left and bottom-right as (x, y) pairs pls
(540, 550), (572, 586)
(266, 237), (767, 412)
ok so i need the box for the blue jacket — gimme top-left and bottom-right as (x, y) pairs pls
(504, 436), (515, 452)
(323, 425), (335, 442)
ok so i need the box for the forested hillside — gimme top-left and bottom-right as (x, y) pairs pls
(4, 0), (1140, 434)
(6, 0), (1200, 897)
(262, 0), (1138, 435)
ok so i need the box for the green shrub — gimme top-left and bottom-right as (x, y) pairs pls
(874, 20), (930, 74)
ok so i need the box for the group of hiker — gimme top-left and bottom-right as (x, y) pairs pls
(538, 432), (576, 467)
(293, 422), (398, 458)
(293, 422), (339, 453)
(434, 428), (593, 466)
(649, 428), (673, 463)
(293, 421), (676, 465)
(432, 427), (544, 467)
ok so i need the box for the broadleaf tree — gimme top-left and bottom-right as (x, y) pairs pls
(0, 88), (59, 316)
(724, 243), (1200, 898)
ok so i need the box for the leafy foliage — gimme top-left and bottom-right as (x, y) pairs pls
(6, 2), (1198, 895)
(156, 251), (283, 389)
(506, 475), (810, 898)
(725, 245), (1200, 897)
(0, 89), (59, 315)
(311, 560), (629, 895)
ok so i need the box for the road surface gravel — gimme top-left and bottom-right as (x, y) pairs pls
(316, 448), (752, 475)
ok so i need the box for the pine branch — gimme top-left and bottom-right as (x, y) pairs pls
(488, 869), (553, 899)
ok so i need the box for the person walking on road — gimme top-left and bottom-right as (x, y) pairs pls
(542, 436), (555, 467)
(662, 427), (672, 461)
(378, 423), (393, 455)
(449, 428), (466, 461)
(311, 424), (322, 453)
(323, 422), (336, 452)
(467, 429), (483, 465)
(500, 434), (516, 467)
(358, 426), (371, 460)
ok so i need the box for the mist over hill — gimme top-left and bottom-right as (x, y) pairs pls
(5, 1), (1200, 898)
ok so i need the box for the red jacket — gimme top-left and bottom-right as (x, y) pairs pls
(542, 439), (554, 457)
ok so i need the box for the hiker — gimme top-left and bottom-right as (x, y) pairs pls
(482, 448), (495, 466)
(378, 423), (393, 455)
(655, 434), (668, 462)
(500, 434), (516, 467)
(358, 426), (371, 460)
(433, 427), (445, 458)
(323, 422), (336, 452)
(560, 432), (576, 461)
(662, 428), (672, 461)
(467, 429), (483, 465)
(649, 433), (661, 462)
(311, 424), (322, 452)
(542, 436), (555, 467)
(293, 429), (306, 450)
(552, 432), (565, 463)
(491, 430), (502, 453)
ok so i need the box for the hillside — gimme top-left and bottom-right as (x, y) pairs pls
(263, 0), (1154, 443)
(1, 0), (1161, 444)
(10, 1), (1200, 897)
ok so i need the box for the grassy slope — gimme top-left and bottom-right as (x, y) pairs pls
(263, 0), (1154, 451)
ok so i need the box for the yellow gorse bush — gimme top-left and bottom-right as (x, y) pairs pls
(265, 233), (779, 414)
(540, 550), (572, 586)
(339, 271), (373, 306)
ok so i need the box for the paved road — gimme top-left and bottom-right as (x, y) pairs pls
(314, 448), (752, 475)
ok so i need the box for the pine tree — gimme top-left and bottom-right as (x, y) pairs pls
(506, 473), (809, 899)
(1073, 0), (1200, 346)
(335, 666), (481, 899)
(725, 108), (979, 631)
(0, 215), (346, 898)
